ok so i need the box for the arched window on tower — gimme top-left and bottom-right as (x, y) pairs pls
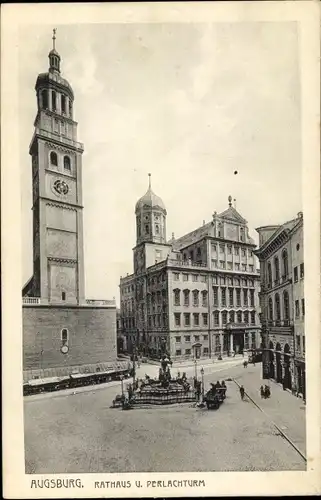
(283, 290), (290, 320)
(274, 256), (280, 284)
(61, 328), (68, 345)
(155, 224), (160, 234)
(282, 249), (288, 279)
(69, 101), (73, 118)
(240, 227), (245, 242)
(145, 224), (149, 235)
(63, 156), (71, 172)
(61, 95), (66, 114)
(275, 293), (281, 321)
(41, 90), (48, 109)
(52, 91), (57, 111)
(267, 262), (272, 287)
(50, 152), (58, 167)
(268, 297), (273, 321)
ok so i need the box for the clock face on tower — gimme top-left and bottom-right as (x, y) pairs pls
(52, 179), (69, 196)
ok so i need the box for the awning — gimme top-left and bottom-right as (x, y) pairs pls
(27, 376), (70, 386)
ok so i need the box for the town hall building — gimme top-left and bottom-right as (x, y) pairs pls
(119, 177), (261, 360)
(22, 32), (119, 381)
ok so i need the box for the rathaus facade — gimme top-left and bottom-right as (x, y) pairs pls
(119, 178), (261, 360)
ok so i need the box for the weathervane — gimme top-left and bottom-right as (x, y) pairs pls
(52, 28), (57, 50)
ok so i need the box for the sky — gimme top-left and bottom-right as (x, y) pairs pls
(20, 22), (302, 305)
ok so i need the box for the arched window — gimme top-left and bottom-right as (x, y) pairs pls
(173, 289), (180, 306)
(201, 290), (208, 307)
(52, 91), (57, 111)
(155, 224), (160, 234)
(237, 311), (242, 323)
(244, 311), (249, 323)
(145, 225), (149, 234)
(63, 156), (71, 171)
(274, 257), (280, 283)
(275, 293), (281, 320)
(222, 311), (227, 324)
(267, 262), (272, 287)
(61, 291), (66, 301)
(69, 100), (73, 117)
(61, 95), (66, 114)
(268, 298), (273, 320)
(282, 249), (288, 278)
(193, 290), (199, 306)
(183, 289), (190, 306)
(229, 311), (235, 323)
(250, 311), (255, 324)
(283, 290), (290, 320)
(61, 328), (68, 344)
(41, 90), (48, 109)
(50, 151), (58, 166)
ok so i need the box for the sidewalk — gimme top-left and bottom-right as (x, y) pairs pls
(233, 365), (306, 456)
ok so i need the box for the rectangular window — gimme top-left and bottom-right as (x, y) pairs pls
(227, 245), (232, 254)
(234, 247), (239, 256)
(236, 289), (241, 307)
(192, 274), (199, 282)
(193, 291), (199, 307)
(183, 274), (189, 281)
(211, 243), (217, 252)
(302, 336), (305, 352)
(242, 264), (247, 271)
(213, 287), (219, 306)
(175, 336), (181, 343)
(219, 244), (225, 253)
(193, 313), (199, 326)
(296, 335), (301, 350)
(174, 290), (180, 306)
(194, 335), (200, 342)
(203, 334), (208, 341)
(235, 263), (240, 271)
(220, 277), (226, 285)
(294, 266), (298, 282)
(227, 262), (233, 270)
(174, 272), (180, 281)
(212, 275), (218, 285)
(203, 347), (209, 354)
(244, 333), (249, 349)
(184, 313), (190, 326)
(185, 349), (191, 355)
(242, 249), (246, 257)
(220, 261), (226, 269)
(243, 289), (248, 306)
(184, 291), (190, 306)
(300, 263), (304, 279)
(249, 279), (254, 287)
(200, 275), (207, 282)
(174, 313), (181, 326)
(301, 298), (305, 316)
(249, 265), (254, 272)
(221, 288), (226, 306)
(295, 300), (300, 318)
(176, 349), (182, 356)
(185, 335), (191, 342)
(202, 313), (208, 326)
(229, 288), (234, 306)
(202, 291), (208, 307)
(213, 311), (219, 325)
(250, 290), (255, 307)
(211, 259), (218, 268)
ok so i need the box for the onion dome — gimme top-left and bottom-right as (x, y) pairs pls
(135, 174), (166, 213)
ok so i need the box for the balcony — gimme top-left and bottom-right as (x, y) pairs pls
(31, 127), (84, 151)
(167, 259), (207, 268)
(23, 297), (116, 307)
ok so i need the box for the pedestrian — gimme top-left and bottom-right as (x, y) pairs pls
(264, 385), (271, 398)
(243, 360), (248, 368)
(240, 385), (245, 400)
(260, 385), (265, 399)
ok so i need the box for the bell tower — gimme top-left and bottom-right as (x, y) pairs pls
(27, 29), (85, 305)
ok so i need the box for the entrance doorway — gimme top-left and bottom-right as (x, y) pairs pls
(195, 346), (201, 359)
(276, 343), (282, 383)
(283, 344), (292, 390)
(233, 332), (245, 354)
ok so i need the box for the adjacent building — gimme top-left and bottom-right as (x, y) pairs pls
(22, 33), (118, 380)
(120, 178), (261, 360)
(255, 213), (305, 398)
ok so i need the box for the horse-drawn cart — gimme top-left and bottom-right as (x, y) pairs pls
(204, 387), (227, 410)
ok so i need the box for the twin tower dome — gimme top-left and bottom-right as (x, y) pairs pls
(135, 174), (167, 246)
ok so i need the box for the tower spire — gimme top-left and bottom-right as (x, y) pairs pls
(148, 173), (151, 190)
(52, 28), (56, 50)
(228, 195), (232, 207)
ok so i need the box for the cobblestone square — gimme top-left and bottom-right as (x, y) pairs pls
(24, 362), (306, 474)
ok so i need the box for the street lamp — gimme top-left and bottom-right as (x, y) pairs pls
(200, 367), (205, 399)
(120, 374), (124, 396)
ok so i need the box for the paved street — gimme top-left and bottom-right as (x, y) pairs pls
(24, 360), (306, 474)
